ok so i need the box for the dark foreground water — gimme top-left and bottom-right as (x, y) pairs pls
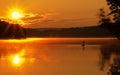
(0, 38), (119, 75)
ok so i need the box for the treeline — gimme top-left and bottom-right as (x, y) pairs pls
(100, 23), (120, 39)
(25, 26), (114, 38)
(98, 0), (120, 39)
(0, 20), (26, 39)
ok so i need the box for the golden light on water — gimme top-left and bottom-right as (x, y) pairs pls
(5, 38), (44, 43)
(8, 54), (25, 67)
(13, 55), (22, 65)
(9, 50), (26, 67)
(6, 49), (36, 67)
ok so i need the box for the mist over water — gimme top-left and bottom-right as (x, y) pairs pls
(0, 38), (119, 75)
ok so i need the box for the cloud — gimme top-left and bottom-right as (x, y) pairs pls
(0, 13), (97, 28)
(21, 13), (45, 24)
(0, 12), (57, 27)
(22, 13), (44, 20)
(0, 17), (13, 23)
(21, 13), (55, 25)
(26, 17), (98, 28)
(0, 17), (9, 21)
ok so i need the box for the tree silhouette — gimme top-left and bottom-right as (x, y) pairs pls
(0, 20), (26, 39)
(98, 8), (111, 26)
(98, 0), (120, 39)
(106, 0), (120, 23)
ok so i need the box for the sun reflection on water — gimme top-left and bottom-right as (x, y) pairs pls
(12, 55), (24, 66)
(6, 38), (44, 42)
(9, 49), (25, 67)
(0, 38), (67, 68)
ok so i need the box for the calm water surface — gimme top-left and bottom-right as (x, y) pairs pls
(0, 38), (119, 75)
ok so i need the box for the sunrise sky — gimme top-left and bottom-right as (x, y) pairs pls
(0, 0), (108, 28)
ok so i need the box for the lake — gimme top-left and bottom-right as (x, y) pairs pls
(0, 38), (119, 75)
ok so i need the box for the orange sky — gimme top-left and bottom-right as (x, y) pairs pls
(0, 0), (108, 28)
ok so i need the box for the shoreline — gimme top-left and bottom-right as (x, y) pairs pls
(0, 37), (119, 45)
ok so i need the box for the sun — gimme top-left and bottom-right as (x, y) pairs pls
(11, 54), (25, 67)
(8, 9), (26, 25)
(11, 11), (23, 19)
(13, 55), (21, 65)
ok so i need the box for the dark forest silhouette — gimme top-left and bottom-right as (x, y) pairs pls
(25, 27), (114, 38)
(0, 20), (26, 39)
(106, 0), (120, 23)
(0, 0), (119, 39)
(25, 0), (120, 39)
(98, 0), (120, 39)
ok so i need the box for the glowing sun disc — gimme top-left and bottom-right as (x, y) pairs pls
(13, 55), (21, 64)
(11, 54), (25, 67)
(11, 11), (22, 19)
